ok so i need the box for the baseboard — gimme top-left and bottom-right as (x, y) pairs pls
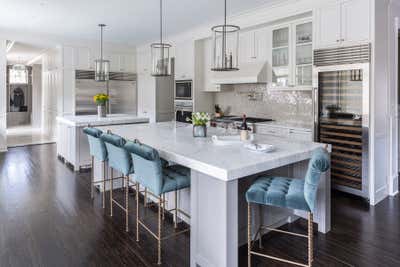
(389, 174), (399, 196)
(371, 185), (388, 206)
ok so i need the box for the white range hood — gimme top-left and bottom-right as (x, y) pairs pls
(211, 61), (268, 85)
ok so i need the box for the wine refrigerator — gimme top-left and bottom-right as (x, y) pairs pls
(313, 44), (370, 198)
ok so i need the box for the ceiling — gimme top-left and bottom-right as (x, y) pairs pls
(0, 0), (283, 46)
(6, 42), (47, 65)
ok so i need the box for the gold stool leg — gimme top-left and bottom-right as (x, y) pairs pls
(102, 161), (106, 209)
(258, 204), (264, 249)
(136, 183), (140, 242)
(125, 176), (129, 232)
(248, 203), (252, 267)
(158, 196), (162, 265)
(91, 156), (94, 199)
(308, 212), (313, 267)
(162, 194), (166, 221)
(144, 187), (147, 207)
(110, 168), (113, 217)
(174, 190), (178, 229)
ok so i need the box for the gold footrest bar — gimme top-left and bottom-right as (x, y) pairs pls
(250, 251), (309, 267)
(111, 198), (127, 212)
(137, 219), (190, 241)
(261, 226), (308, 238)
(138, 220), (159, 240)
(166, 208), (191, 219)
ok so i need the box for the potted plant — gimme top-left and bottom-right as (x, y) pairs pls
(186, 112), (210, 137)
(93, 93), (109, 118)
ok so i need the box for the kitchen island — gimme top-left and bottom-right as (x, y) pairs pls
(96, 122), (331, 267)
(56, 114), (149, 171)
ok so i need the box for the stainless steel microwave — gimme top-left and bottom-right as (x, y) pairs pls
(175, 80), (192, 100)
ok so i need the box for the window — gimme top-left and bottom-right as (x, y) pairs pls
(9, 68), (28, 84)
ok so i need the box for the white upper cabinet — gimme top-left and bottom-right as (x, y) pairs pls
(341, 0), (370, 45)
(62, 46), (136, 73)
(270, 19), (313, 90)
(315, 3), (341, 48)
(174, 41), (194, 80)
(239, 28), (269, 64)
(315, 0), (370, 49)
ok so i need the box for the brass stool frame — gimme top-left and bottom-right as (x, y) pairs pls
(90, 157), (108, 208)
(135, 183), (190, 265)
(248, 203), (314, 267)
(109, 168), (136, 232)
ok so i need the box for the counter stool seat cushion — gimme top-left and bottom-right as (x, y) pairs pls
(246, 177), (310, 212)
(161, 165), (191, 194)
(101, 133), (133, 176)
(125, 140), (190, 196)
(83, 127), (107, 161)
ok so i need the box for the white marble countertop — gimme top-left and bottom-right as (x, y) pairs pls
(56, 114), (149, 127)
(98, 122), (329, 181)
(255, 121), (313, 132)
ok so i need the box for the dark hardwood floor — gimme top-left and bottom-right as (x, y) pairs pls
(0, 144), (399, 267)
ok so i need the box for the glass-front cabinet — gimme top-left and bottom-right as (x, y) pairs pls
(271, 20), (313, 90)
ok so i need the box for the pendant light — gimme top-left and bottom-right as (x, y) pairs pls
(95, 24), (110, 82)
(150, 0), (171, 76)
(12, 57), (26, 71)
(211, 0), (240, 71)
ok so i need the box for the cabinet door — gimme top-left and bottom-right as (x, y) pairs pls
(120, 54), (136, 72)
(295, 21), (313, 87)
(108, 54), (121, 72)
(175, 41), (194, 80)
(271, 26), (290, 87)
(63, 46), (74, 69)
(341, 0), (370, 45)
(76, 47), (91, 70)
(315, 3), (341, 48)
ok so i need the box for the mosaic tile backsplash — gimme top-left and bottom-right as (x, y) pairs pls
(213, 84), (313, 125)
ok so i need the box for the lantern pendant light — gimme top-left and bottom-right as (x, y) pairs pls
(150, 0), (171, 76)
(95, 24), (110, 82)
(211, 0), (240, 71)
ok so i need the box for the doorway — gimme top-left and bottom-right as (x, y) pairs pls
(5, 41), (54, 147)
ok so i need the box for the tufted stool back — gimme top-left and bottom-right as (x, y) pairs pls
(101, 132), (133, 176)
(83, 127), (107, 162)
(304, 147), (330, 212)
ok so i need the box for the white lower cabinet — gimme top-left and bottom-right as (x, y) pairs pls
(254, 124), (312, 141)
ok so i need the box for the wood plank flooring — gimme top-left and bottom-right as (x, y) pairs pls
(0, 144), (399, 267)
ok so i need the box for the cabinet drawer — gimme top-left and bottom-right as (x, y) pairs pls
(288, 129), (312, 141)
(255, 126), (288, 136)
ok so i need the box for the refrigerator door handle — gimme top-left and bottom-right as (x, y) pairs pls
(312, 87), (319, 141)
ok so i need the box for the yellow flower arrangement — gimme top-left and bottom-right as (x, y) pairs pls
(93, 93), (109, 106)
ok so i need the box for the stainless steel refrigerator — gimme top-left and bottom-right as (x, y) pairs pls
(74, 70), (137, 115)
(313, 44), (370, 198)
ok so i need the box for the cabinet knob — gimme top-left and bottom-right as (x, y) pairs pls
(341, 39), (345, 42)
(336, 40), (340, 42)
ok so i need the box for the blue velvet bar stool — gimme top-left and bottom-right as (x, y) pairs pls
(83, 127), (108, 208)
(101, 131), (135, 232)
(246, 147), (330, 267)
(124, 139), (190, 265)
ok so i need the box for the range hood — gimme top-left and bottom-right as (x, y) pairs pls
(211, 61), (268, 85)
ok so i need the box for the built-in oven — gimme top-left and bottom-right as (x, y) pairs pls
(175, 100), (193, 123)
(175, 80), (192, 100)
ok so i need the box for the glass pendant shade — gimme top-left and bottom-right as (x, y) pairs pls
(95, 24), (109, 82)
(151, 42), (171, 76)
(95, 59), (110, 81)
(150, 0), (171, 77)
(211, 0), (240, 71)
(211, 25), (240, 71)
(12, 63), (26, 71)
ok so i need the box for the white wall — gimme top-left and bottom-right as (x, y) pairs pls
(387, 0), (400, 196)
(0, 40), (6, 152)
(31, 64), (42, 128)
